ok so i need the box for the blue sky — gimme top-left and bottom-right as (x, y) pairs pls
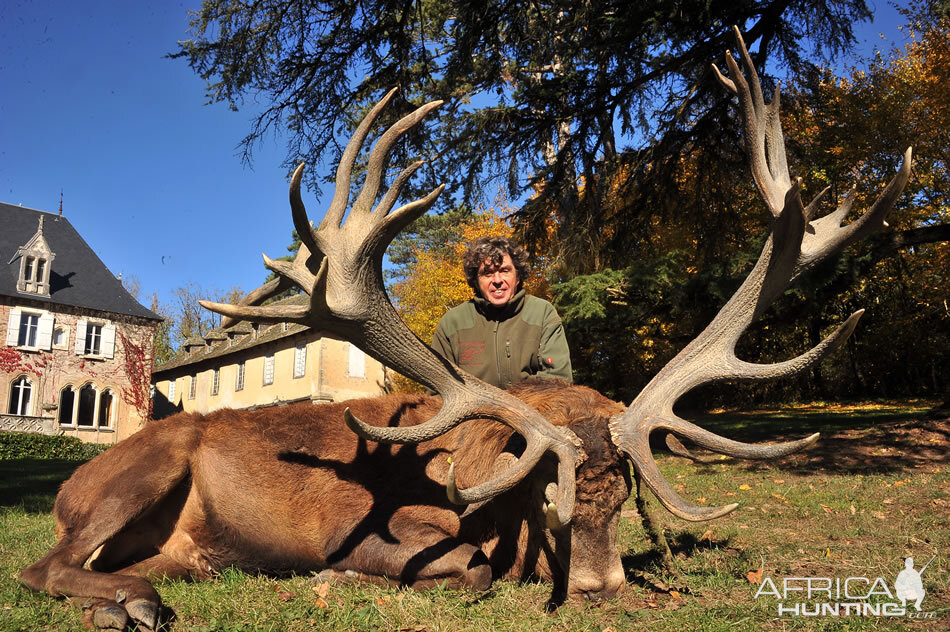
(0, 1), (909, 314)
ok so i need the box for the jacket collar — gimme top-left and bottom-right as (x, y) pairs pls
(472, 289), (526, 321)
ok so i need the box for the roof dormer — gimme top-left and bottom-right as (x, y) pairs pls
(12, 215), (55, 297)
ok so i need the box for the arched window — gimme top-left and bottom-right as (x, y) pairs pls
(77, 384), (97, 426)
(98, 390), (114, 428)
(8, 376), (32, 415)
(59, 386), (76, 424)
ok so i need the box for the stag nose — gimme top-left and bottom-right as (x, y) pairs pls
(569, 568), (626, 601)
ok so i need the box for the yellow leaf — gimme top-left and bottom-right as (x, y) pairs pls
(739, 484), (752, 491)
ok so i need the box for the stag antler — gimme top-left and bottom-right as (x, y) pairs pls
(201, 89), (583, 526)
(609, 27), (912, 521)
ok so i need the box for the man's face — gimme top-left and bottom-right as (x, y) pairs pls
(477, 253), (519, 307)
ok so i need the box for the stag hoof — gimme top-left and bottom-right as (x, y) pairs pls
(126, 598), (159, 630)
(91, 603), (128, 630)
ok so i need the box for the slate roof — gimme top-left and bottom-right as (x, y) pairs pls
(152, 293), (313, 375)
(0, 202), (161, 320)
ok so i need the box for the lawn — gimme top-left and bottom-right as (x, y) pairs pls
(1, 401), (946, 631)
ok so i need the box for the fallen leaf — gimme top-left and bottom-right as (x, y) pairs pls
(772, 479), (785, 484)
(696, 497), (707, 504)
(670, 590), (681, 600)
(315, 597), (329, 609)
(739, 484), (752, 491)
(375, 596), (391, 607)
(746, 568), (763, 584)
(772, 493), (787, 501)
(700, 530), (714, 541)
(825, 548), (833, 558)
(849, 504), (856, 515)
(882, 498), (895, 505)
(278, 591), (295, 602)
(894, 480), (906, 487)
(819, 503), (833, 514)
(871, 511), (887, 520)
(312, 582), (330, 598)
(602, 627), (617, 632)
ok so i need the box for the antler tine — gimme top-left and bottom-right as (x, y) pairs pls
(201, 90), (584, 527)
(351, 101), (442, 218)
(714, 26), (791, 215)
(217, 277), (290, 328)
(797, 146), (912, 278)
(320, 86), (401, 231)
(609, 27), (911, 521)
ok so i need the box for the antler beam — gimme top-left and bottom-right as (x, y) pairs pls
(201, 90), (584, 526)
(609, 27), (912, 521)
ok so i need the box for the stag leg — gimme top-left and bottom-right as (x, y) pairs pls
(115, 553), (197, 582)
(341, 535), (492, 591)
(20, 421), (200, 630)
(329, 513), (493, 591)
(22, 540), (163, 630)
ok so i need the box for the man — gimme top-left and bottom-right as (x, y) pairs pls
(432, 236), (572, 388)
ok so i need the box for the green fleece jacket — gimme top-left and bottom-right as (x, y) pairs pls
(431, 290), (573, 388)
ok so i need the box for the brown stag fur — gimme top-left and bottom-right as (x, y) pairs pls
(20, 380), (630, 623)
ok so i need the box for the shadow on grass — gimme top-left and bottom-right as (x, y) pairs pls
(662, 406), (950, 475)
(622, 532), (737, 588)
(0, 459), (82, 513)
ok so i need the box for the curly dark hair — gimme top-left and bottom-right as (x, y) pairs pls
(462, 236), (528, 294)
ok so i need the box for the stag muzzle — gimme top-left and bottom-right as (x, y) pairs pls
(568, 564), (626, 601)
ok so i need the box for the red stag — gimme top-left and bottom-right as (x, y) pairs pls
(20, 29), (909, 630)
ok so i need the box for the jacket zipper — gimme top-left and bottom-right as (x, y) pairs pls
(493, 321), (502, 386)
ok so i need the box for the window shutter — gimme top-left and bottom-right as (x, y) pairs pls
(101, 324), (116, 359)
(5, 309), (21, 347)
(75, 319), (88, 354)
(37, 313), (54, 350)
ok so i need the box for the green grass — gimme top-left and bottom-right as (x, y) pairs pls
(1, 401), (947, 631)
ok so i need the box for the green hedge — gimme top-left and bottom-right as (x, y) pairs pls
(0, 432), (111, 460)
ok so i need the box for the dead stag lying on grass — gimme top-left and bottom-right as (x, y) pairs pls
(20, 28), (909, 630)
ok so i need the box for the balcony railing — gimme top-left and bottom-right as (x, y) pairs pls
(0, 414), (61, 436)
